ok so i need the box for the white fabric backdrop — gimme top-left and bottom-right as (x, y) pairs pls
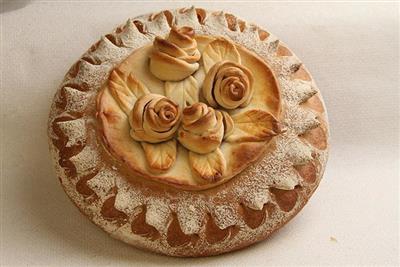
(1, 1), (399, 266)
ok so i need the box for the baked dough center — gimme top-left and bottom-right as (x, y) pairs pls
(97, 27), (281, 190)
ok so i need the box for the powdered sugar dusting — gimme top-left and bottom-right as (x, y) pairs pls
(240, 187), (271, 210)
(275, 56), (303, 76)
(63, 87), (90, 113)
(86, 36), (131, 64)
(69, 144), (100, 176)
(68, 61), (111, 90)
(176, 198), (207, 235)
(114, 176), (142, 216)
(284, 104), (320, 135)
(48, 7), (329, 256)
(87, 168), (116, 199)
(285, 138), (314, 165)
(174, 7), (200, 28)
(242, 24), (262, 44)
(213, 205), (238, 229)
(204, 11), (228, 29)
(137, 13), (170, 37)
(280, 78), (317, 104)
(242, 137), (301, 190)
(145, 198), (171, 232)
(57, 118), (86, 147)
(120, 19), (152, 48)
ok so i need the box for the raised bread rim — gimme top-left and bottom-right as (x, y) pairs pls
(47, 7), (329, 257)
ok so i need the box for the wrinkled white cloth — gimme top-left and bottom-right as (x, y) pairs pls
(1, 1), (398, 266)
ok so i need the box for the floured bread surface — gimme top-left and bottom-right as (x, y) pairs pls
(97, 34), (281, 189)
(48, 7), (329, 257)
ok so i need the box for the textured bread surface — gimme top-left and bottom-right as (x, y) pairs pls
(97, 35), (281, 189)
(48, 7), (329, 257)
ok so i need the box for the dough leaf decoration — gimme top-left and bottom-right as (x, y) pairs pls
(109, 68), (150, 115)
(165, 76), (199, 109)
(202, 38), (241, 73)
(99, 26), (284, 186)
(220, 110), (234, 139)
(226, 109), (281, 143)
(141, 139), (177, 172)
(189, 148), (226, 182)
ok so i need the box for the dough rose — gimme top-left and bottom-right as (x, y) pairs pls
(202, 60), (254, 109)
(130, 94), (181, 143)
(177, 103), (224, 154)
(149, 26), (201, 81)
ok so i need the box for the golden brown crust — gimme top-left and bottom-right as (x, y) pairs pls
(239, 203), (268, 229)
(189, 149), (226, 182)
(48, 8), (329, 257)
(141, 140), (177, 172)
(96, 34), (282, 190)
(202, 60), (254, 109)
(150, 26), (201, 81)
(229, 141), (268, 174)
(129, 94), (181, 143)
(277, 44), (292, 56)
(178, 103), (224, 154)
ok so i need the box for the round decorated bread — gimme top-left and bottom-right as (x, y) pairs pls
(48, 7), (329, 257)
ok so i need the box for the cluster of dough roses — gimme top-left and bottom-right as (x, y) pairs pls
(129, 26), (254, 155)
(130, 96), (234, 155)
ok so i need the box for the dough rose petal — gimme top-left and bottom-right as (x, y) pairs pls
(150, 26), (200, 81)
(177, 103), (224, 154)
(203, 60), (254, 109)
(129, 94), (181, 143)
